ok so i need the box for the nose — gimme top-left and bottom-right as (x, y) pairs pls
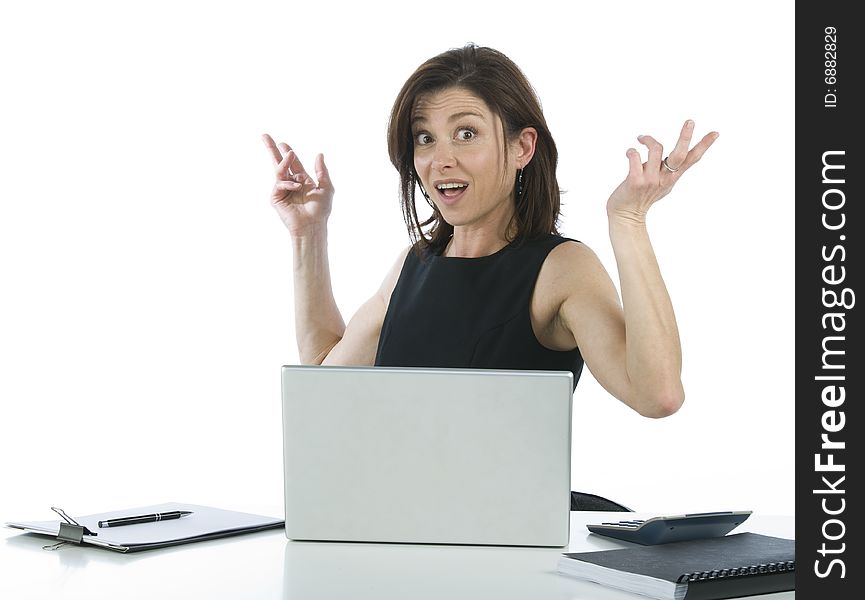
(432, 142), (456, 171)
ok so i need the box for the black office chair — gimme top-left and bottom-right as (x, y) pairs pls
(570, 491), (633, 512)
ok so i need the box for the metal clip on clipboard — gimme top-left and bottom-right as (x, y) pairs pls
(42, 506), (97, 551)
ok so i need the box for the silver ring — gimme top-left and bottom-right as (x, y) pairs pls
(662, 156), (680, 173)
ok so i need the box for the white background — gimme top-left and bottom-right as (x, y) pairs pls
(0, 0), (794, 524)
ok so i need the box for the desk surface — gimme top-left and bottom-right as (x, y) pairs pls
(1, 510), (794, 600)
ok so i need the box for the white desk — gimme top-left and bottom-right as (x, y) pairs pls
(1, 511), (794, 599)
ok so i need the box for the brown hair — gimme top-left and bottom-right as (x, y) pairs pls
(387, 43), (563, 253)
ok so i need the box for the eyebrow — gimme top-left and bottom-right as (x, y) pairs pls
(411, 110), (486, 127)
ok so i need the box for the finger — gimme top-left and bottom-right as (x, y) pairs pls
(637, 134), (663, 172)
(679, 131), (720, 170)
(276, 149), (310, 182)
(273, 142), (296, 177)
(666, 120), (695, 168)
(262, 134), (284, 166)
(275, 149), (294, 178)
(275, 181), (302, 191)
(314, 153), (331, 189)
(285, 149), (312, 182)
(626, 147), (642, 177)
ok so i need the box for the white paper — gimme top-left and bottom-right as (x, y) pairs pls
(6, 502), (283, 551)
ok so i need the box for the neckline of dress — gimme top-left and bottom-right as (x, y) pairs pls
(434, 237), (518, 260)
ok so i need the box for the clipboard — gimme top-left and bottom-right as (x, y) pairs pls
(5, 502), (284, 552)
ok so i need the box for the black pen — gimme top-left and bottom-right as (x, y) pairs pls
(97, 510), (193, 528)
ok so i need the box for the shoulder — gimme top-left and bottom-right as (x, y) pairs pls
(384, 245), (412, 282)
(377, 245), (413, 304)
(535, 239), (611, 307)
(542, 239), (605, 280)
(514, 234), (592, 263)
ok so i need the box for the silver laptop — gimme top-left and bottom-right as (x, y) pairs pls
(281, 365), (573, 547)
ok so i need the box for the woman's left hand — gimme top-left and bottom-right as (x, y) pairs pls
(606, 120), (719, 224)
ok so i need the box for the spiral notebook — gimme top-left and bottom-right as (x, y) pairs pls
(557, 532), (794, 600)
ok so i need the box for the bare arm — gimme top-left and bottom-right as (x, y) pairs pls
(262, 133), (409, 365)
(559, 120), (718, 418)
(557, 231), (683, 418)
(610, 220), (684, 417)
(321, 247), (410, 365)
(290, 226), (344, 364)
(290, 228), (410, 365)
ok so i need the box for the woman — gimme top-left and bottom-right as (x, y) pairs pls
(263, 44), (717, 420)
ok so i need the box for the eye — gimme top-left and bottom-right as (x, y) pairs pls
(457, 127), (477, 141)
(415, 132), (433, 146)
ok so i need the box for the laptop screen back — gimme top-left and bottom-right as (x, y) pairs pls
(282, 365), (573, 547)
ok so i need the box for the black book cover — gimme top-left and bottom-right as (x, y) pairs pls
(560, 533), (794, 600)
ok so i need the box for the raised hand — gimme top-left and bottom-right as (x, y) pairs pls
(606, 120), (719, 223)
(262, 133), (335, 236)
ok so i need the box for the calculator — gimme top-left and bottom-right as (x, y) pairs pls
(586, 511), (752, 545)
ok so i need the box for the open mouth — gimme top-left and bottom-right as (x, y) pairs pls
(435, 183), (469, 205)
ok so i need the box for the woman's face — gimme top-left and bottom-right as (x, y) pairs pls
(411, 87), (520, 234)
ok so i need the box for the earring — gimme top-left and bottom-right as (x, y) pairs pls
(516, 168), (524, 199)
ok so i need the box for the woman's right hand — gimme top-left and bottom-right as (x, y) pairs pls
(262, 133), (334, 237)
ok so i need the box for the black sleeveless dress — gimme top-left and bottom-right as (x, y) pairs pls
(374, 233), (584, 387)
(374, 234), (631, 512)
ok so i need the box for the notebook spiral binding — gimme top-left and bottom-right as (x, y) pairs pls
(676, 561), (796, 584)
